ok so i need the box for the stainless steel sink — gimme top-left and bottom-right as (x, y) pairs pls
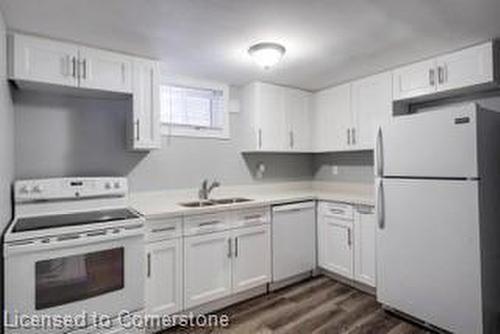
(179, 197), (253, 208)
(179, 201), (216, 208)
(212, 197), (253, 205)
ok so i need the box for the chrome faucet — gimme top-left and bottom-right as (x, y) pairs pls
(198, 179), (221, 200)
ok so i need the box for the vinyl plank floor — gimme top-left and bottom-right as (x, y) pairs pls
(160, 276), (431, 334)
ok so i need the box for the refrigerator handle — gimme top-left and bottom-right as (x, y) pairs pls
(377, 178), (385, 229)
(375, 127), (384, 177)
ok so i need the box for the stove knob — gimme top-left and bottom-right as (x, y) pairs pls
(105, 182), (112, 190)
(32, 185), (43, 193)
(114, 182), (120, 189)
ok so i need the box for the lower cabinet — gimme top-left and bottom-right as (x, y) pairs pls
(318, 201), (376, 287)
(183, 212), (271, 309)
(184, 230), (233, 308)
(145, 237), (183, 317)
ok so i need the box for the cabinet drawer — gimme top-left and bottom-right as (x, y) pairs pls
(318, 201), (354, 220)
(183, 212), (229, 236)
(233, 207), (270, 228)
(146, 217), (182, 242)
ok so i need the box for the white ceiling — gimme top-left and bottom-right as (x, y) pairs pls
(1, 0), (500, 91)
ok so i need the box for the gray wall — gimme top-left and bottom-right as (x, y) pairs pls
(13, 90), (313, 192)
(312, 151), (374, 183)
(0, 10), (14, 230)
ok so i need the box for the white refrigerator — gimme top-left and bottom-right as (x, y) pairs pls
(375, 103), (500, 334)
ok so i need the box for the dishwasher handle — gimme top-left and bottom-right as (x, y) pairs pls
(272, 201), (315, 213)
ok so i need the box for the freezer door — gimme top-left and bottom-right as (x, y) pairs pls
(376, 178), (482, 334)
(381, 104), (478, 178)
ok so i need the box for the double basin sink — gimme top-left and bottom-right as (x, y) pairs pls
(179, 197), (253, 208)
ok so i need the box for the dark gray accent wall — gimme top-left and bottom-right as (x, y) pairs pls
(13, 90), (313, 192)
(312, 151), (374, 183)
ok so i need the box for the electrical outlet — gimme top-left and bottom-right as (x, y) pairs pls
(331, 165), (339, 175)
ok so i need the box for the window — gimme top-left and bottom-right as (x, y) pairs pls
(160, 78), (229, 139)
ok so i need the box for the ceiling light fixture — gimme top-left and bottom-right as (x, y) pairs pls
(248, 42), (286, 69)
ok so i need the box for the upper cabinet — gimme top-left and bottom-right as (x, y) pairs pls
(241, 82), (311, 152)
(129, 58), (161, 150)
(77, 47), (132, 93)
(312, 71), (392, 152)
(9, 33), (132, 94)
(393, 41), (498, 101)
(9, 34), (79, 87)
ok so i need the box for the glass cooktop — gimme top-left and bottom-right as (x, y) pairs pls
(13, 208), (141, 233)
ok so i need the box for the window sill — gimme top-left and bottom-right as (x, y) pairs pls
(161, 125), (230, 140)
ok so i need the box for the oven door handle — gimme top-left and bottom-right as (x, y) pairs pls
(4, 226), (144, 256)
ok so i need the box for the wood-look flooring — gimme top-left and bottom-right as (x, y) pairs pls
(162, 276), (431, 334)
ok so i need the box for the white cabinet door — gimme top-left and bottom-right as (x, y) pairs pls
(285, 89), (311, 152)
(232, 225), (271, 293)
(312, 83), (352, 152)
(436, 42), (494, 92)
(10, 33), (79, 87)
(130, 58), (161, 150)
(352, 71), (392, 150)
(184, 231), (232, 309)
(318, 214), (354, 279)
(255, 83), (287, 151)
(145, 238), (183, 317)
(392, 59), (437, 100)
(78, 47), (132, 93)
(354, 206), (376, 287)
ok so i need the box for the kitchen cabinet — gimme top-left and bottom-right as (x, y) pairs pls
(129, 58), (161, 150)
(183, 208), (271, 309)
(317, 204), (354, 279)
(232, 224), (271, 293)
(9, 33), (133, 94)
(354, 205), (376, 287)
(145, 238), (183, 317)
(318, 201), (376, 286)
(78, 47), (132, 93)
(241, 82), (311, 152)
(351, 72), (393, 149)
(393, 41), (497, 101)
(9, 33), (79, 87)
(184, 230), (233, 309)
(312, 83), (352, 152)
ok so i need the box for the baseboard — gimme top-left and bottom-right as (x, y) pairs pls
(319, 268), (376, 295)
(268, 271), (313, 292)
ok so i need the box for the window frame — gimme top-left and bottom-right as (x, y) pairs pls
(160, 76), (230, 139)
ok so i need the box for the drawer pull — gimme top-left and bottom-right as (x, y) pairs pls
(244, 214), (262, 220)
(151, 226), (176, 233)
(329, 208), (345, 214)
(199, 220), (220, 227)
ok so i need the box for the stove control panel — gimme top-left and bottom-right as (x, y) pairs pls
(14, 177), (128, 202)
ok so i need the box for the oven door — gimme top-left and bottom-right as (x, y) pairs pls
(4, 224), (145, 334)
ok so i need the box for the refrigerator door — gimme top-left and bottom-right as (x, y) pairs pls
(376, 178), (482, 334)
(380, 103), (478, 178)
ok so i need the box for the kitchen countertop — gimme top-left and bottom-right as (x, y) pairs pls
(130, 181), (375, 220)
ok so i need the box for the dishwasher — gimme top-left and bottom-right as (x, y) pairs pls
(272, 201), (316, 282)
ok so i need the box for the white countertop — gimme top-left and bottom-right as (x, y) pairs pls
(130, 181), (375, 219)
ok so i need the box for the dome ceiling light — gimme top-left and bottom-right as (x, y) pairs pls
(248, 42), (286, 69)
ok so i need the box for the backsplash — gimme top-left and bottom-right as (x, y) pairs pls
(312, 151), (374, 183)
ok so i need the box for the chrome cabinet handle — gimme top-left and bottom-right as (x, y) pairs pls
(347, 128), (351, 145)
(82, 59), (87, 80)
(289, 131), (294, 149)
(429, 68), (436, 86)
(347, 228), (352, 247)
(234, 237), (239, 258)
(135, 120), (140, 141)
(199, 220), (220, 227)
(147, 253), (151, 278)
(375, 127), (384, 177)
(352, 128), (356, 145)
(258, 129), (262, 149)
(377, 179), (385, 229)
(151, 226), (175, 233)
(438, 66), (445, 84)
(329, 208), (345, 215)
(71, 56), (77, 78)
(227, 238), (232, 258)
(244, 214), (262, 220)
